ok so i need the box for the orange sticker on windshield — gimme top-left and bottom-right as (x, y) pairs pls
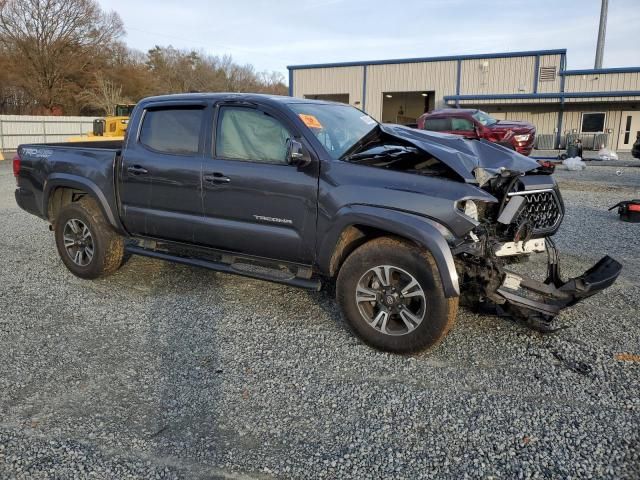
(298, 114), (323, 129)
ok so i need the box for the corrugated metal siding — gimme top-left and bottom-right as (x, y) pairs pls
(291, 53), (640, 151)
(292, 66), (364, 107)
(564, 95), (640, 103)
(564, 72), (640, 93)
(457, 98), (560, 105)
(0, 115), (98, 150)
(460, 103), (638, 149)
(562, 107), (617, 148)
(460, 56), (535, 95)
(483, 106), (559, 136)
(560, 104), (640, 149)
(536, 54), (563, 93)
(365, 61), (457, 120)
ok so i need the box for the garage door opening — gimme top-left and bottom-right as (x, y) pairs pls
(304, 94), (350, 104)
(381, 91), (434, 125)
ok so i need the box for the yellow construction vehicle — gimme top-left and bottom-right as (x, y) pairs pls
(68, 103), (136, 142)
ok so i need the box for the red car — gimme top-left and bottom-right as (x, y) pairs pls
(417, 109), (536, 156)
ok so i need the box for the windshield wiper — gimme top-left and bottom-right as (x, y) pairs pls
(345, 146), (417, 162)
(340, 125), (381, 160)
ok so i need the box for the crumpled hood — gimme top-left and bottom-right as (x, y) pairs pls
(380, 124), (540, 184)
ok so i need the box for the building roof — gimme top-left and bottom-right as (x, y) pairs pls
(428, 108), (479, 115)
(287, 49), (567, 70)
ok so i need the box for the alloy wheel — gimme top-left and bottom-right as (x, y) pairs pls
(63, 218), (94, 267)
(355, 265), (427, 336)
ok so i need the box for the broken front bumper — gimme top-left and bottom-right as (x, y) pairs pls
(457, 238), (622, 324)
(497, 255), (622, 317)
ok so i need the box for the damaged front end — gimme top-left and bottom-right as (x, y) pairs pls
(453, 172), (622, 331)
(344, 124), (622, 329)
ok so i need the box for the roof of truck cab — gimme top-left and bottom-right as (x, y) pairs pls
(426, 108), (479, 116)
(138, 92), (338, 106)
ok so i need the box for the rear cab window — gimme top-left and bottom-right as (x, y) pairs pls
(139, 107), (204, 155)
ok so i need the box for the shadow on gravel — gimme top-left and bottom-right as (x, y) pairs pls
(304, 281), (343, 326)
(140, 262), (227, 468)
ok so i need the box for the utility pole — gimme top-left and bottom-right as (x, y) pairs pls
(594, 0), (608, 68)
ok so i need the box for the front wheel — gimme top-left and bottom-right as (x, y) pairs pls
(336, 237), (458, 354)
(54, 197), (125, 279)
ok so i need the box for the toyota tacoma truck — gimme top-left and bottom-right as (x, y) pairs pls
(14, 93), (621, 353)
(417, 109), (536, 156)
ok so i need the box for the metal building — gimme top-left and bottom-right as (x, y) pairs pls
(288, 49), (640, 152)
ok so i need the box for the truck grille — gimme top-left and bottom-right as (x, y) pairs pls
(511, 190), (563, 235)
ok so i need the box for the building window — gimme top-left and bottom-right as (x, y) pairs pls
(623, 115), (632, 144)
(581, 113), (606, 133)
(539, 66), (557, 82)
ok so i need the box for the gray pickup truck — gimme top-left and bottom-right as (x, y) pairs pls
(14, 93), (621, 353)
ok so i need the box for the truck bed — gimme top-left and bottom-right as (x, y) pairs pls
(43, 140), (123, 150)
(15, 141), (123, 226)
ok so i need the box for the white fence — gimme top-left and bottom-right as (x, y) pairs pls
(0, 115), (99, 150)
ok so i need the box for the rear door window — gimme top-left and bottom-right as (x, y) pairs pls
(139, 108), (204, 155)
(423, 117), (451, 131)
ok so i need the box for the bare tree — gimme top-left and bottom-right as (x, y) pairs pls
(0, 0), (124, 112)
(0, 3), (288, 114)
(78, 73), (129, 115)
(256, 71), (287, 95)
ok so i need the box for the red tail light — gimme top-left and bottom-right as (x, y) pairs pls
(12, 154), (21, 177)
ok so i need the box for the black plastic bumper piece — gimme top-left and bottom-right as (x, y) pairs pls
(497, 255), (622, 317)
(15, 188), (43, 218)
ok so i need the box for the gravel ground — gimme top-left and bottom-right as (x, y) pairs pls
(0, 161), (639, 479)
(533, 149), (639, 164)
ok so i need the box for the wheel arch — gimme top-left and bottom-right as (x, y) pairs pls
(43, 174), (124, 233)
(318, 205), (460, 297)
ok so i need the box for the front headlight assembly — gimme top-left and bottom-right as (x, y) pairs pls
(457, 199), (479, 221)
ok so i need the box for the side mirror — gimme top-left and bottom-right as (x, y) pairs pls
(474, 124), (483, 138)
(286, 138), (310, 166)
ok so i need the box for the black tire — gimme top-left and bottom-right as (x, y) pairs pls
(54, 197), (125, 279)
(336, 237), (458, 354)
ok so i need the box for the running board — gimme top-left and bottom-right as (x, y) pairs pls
(125, 245), (322, 291)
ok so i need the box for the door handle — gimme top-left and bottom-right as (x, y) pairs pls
(203, 172), (231, 184)
(127, 165), (148, 175)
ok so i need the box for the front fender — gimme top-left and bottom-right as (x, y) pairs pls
(318, 205), (460, 297)
(43, 174), (124, 233)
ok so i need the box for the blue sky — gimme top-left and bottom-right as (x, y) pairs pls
(100, 0), (640, 78)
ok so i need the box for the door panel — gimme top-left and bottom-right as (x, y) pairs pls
(200, 105), (318, 264)
(119, 106), (206, 242)
(618, 111), (640, 151)
(126, 152), (202, 242)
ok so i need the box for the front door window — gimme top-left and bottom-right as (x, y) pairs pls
(216, 107), (291, 163)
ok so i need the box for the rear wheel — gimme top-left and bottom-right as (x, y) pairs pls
(54, 197), (125, 279)
(336, 237), (458, 353)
